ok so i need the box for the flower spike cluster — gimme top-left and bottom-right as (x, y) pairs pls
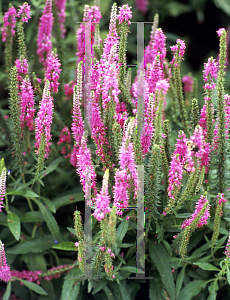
(0, 241), (11, 282)
(34, 80), (54, 158)
(93, 169), (111, 221)
(1, 6), (17, 42)
(45, 51), (61, 93)
(17, 2), (31, 22)
(37, 0), (54, 66)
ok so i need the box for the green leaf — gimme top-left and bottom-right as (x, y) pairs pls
(61, 268), (81, 300)
(3, 281), (11, 300)
(149, 243), (176, 300)
(117, 219), (129, 243)
(67, 227), (76, 235)
(6, 235), (55, 254)
(103, 286), (114, 300)
(52, 189), (84, 210)
(193, 262), (220, 271)
(149, 280), (164, 300)
(40, 157), (65, 179)
(208, 280), (218, 300)
(41, 197), (56, 213)
(92, 280), (107, 294)
(52, 241), (76, 251)
(226, 265), (230, 285)
(17, 279), (48, 295)
(6, 189), (38, 198)
(176, 265), (186, 298)
(7, 212), (20, 241)
(178, 280), (207, 300)
(117, 280), (140, 300)
(117, 243), (133, 248)
(20, 211), (45, 223)
(32, 199), (61, 242)
(119, 266), (144, 274)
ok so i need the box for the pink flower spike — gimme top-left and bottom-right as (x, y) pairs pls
(37, 0), (54, 66)
(0, 241), (11, 282)
(75, 242), (79, 247)
(93, 169), (111, 221)
(181, 194), (210, 230)
(1, 6), (17, 42)
(20, 77), (36, 131)
(17, 3), (31, 22)
(45, 51), (62, 93)
(217, 28), (225, 37)
(34, 80), (54, 158)
(182, 75), (193, 92)
(203, 57), (218, 90)
(135, 0), (149, 14)
(170, 39), (186, 65)
(54, 0), (67, 38)
(117, 4), (132, 25)
(216, 193), (227, 205)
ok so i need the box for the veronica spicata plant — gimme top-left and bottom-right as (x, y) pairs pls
(1, 2), (230, 300)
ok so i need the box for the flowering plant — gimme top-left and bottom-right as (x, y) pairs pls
(0, 1), (230, 299)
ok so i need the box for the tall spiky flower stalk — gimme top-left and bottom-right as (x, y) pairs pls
(216, 28), (227, 193)
(9, 66), (25, 175)
(0, 241), (11, 282)
(117, 4), (134, 113)
(211, 193), (226, 253)
(179, 193), (210, 259)
(170, 39), (189, 136)
(1, 5), (17, 74)
(34, 80), (53, 179)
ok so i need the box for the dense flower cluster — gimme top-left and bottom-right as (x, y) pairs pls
(55, 0), (67, 38)
(19, 77), (36, 131)
(45, 51), (61, 93)
(17, 2), (31, 22)
(117, 4), (132, 25)
(170, 39), (186, 66)
(1, 6), (17, 42)
(182, 75), (193, 92)
(203, 57), (218, 90)
(0, 241), (11, 282)
(181, 195), (211, 229)
(37, 0), (54, 66)
(34, 81), (54, 158)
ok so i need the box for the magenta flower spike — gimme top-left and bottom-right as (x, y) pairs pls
(181, 194), (210, 230)
(1, 6), (17, 42)
(0, 167), (6, 212)
(135, 0), (149, 14)
(102, 3), (118, 60)
(19, 77), (36, 131)
(45, 51), (61, 93)
(113, 119), (140, 214)
(0, 241), (11, 282)
(37, 0), (54, 66)
(93, 169), (111, 221)
(54, 0), (67, 38)
(76, 134), (97, 204)
(34, 80), (54, 158)
(225, 232), (230, 259)
(17, 2), (31, 23)
(203, 57), (218, 90)
(182, 75), (193, 92)
(117, 4), (132, 25)
(76, 5), (102, 63)
(170, 39), (186, 66)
